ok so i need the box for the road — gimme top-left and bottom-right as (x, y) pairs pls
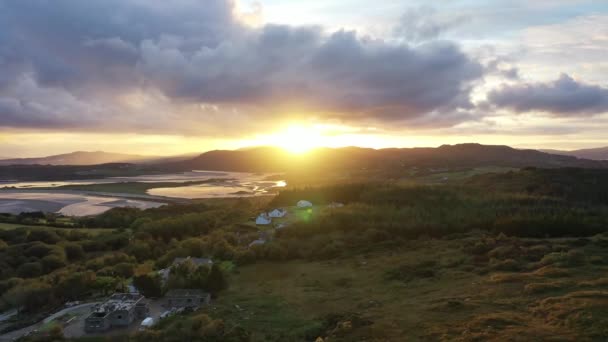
(0, 303), (99, 342)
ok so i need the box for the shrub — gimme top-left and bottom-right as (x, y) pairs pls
(41, 255), (66, 271)
(64, 243), (85, 260)
(539, 251), (586, 268)
(524, 281), (570, 294)
(490, 258), (522, 272)
(17, 262), (43, 278)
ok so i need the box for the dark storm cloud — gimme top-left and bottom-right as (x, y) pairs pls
(0, 0), (485, 131)
(488, 74), (608, 116)
(139, 27), (483, 120)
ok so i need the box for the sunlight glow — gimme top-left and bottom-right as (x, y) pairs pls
(266, 125), (324, 154)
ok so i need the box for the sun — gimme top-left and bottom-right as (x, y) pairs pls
(269, 125), (323, 154)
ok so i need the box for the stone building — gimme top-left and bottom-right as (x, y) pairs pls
(84, 293), (149, 333)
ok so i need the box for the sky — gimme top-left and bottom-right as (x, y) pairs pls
(1, 0), (608, 157)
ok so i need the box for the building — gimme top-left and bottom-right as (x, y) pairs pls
(84, 293), (149, 333)
(165, 289), (211, 309)
(256, 213), (272, 225)
(268, 208), (287, 218)
(297, 200), (313, 208)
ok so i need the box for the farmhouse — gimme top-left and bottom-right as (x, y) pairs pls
(165, 289), (211, 309)
(268, 208), (287, 218)
(84, 293), (149, 333)
(297, 200), (313, 208)
(256, 213), (272, 225)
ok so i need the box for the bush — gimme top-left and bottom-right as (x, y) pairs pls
(524, 281), (570, 294)
(41, 255), (66, 271)
(64, 243), (85, 260)
(17, 262), (44, 278)
(490, 258), (522, 272)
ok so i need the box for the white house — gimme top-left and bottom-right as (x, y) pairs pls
(297, 200), (313, 208)
(256, 213), (272, 225)
(268, 208), (287, 218)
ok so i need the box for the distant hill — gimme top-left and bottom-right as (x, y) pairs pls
(163, 144), (608, 173)
(0, 151), (171, 166)
(540, 147), (608, 161)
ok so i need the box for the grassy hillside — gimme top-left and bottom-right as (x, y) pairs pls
(210, 232), (608, 341)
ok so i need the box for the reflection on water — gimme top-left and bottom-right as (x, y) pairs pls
(0, 192), (163, 216)
(0, 171), (234, 189)
(0, 171), (287, 214)
(148, 180), (287, 199)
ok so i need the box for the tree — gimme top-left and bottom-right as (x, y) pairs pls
(27, 230), (61, 244)
(205, 264), (227, 296)
(113, 263), (135, 279)
(56, 271), (96, 300)
(25, 242), (54, 258)
(17, 262), (43, 278)
(93, 276), (119, 296)
(41, 255), (66, 272)
(64, 243), (85, 260)
(133, 273), (163, 298)
(3, 281), (53, 312)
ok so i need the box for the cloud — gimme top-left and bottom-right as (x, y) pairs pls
(487, 74), (608, 116)
(394, 6), (468, 43)
(0, 0), (484, 133)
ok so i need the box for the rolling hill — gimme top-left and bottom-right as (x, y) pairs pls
(541, 146), (608, 160)
(0, 151), (167, 166)
(163, 144), (608, 173)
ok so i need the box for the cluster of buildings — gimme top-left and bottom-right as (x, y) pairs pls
(255, 200), (313, 226)
(85, 257), (215, 334)
(255, 208), (287, 225)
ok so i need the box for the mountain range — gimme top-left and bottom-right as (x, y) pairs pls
(163, 144), (608, 173)
(0, 151), (196, 166)
(1, 145), (607, 176)
(540, 147), (608, 161)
